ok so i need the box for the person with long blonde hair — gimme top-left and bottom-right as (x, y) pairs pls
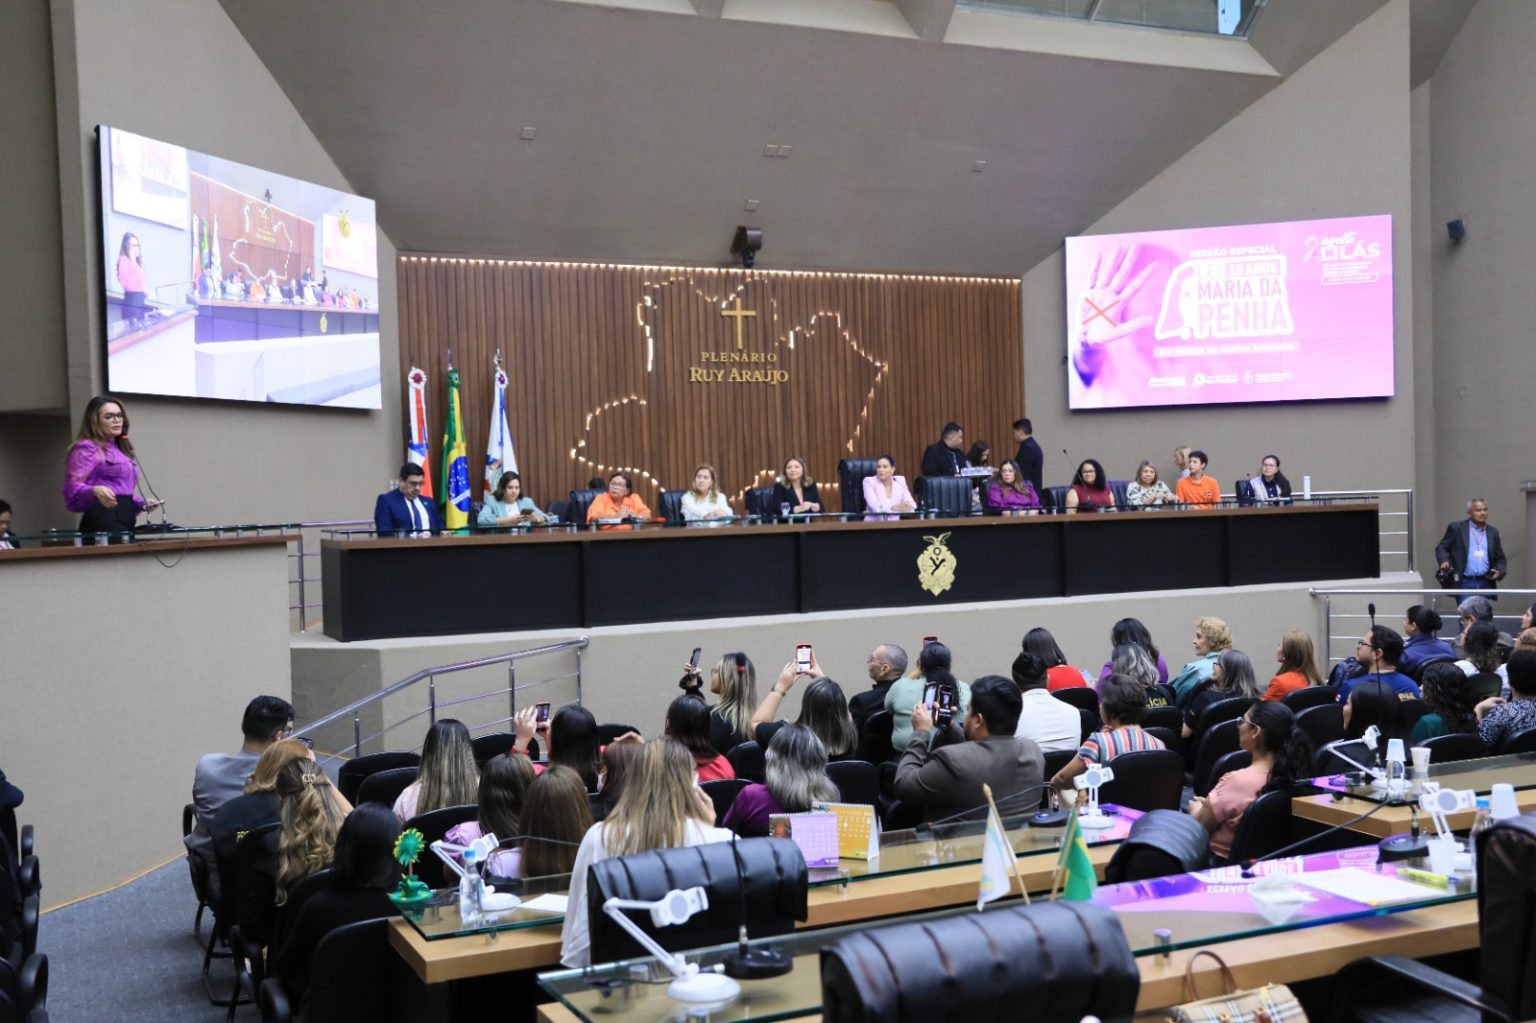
(239, 758), (349, 947)
(681, 463), (731, 523)
(770, 456), (822, 516)
(519, 765), (594, 878)
(559, 738), (731, 967)
(393, 718), (479, 822)
(207, 738), (313, 868)
(706, 652), (758, 755)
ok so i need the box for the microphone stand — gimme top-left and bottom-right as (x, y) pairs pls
(1239, 797), (1393, 878)
(721, 834), (792, 980)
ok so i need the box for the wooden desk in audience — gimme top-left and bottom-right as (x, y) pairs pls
(1293, 789), (1536, 838)
(533, 899), (1478, 1022)
(389, 843), (1120, 984)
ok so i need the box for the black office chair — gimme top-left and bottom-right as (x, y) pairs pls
(1143, 705), (1183, 733)
(921, 476), (973, 518)
(825, 760), (880, 809)
(1144, 726), (1181, 761)
(470, 732), (513, 764)
(402, 805), (479, 888)
(1097, 749), (1183, 812)
(1108, 479), (1130, 508)
(1420, 731), (1487, 764)
(1204, 749), (1253, 798)
(586, 838), (807, 963)
(857, 711), (895, 764)
(337, 752), (420, 805)
(1404, 656), (1456, 683)
(744, 485), (777, 518)
(1042, 485), (1071, 512)
(1078, 708), (1098, 743)
(1154, 683), (1180, 706)
(1223, 787), (1316, 866)
(1328, 816), (1536, 1023)
(258, 918), (414, 1023)
(565, 488), (603, 526)
(596, 723), (640, 745)
(821, 901), (1138, 1023)
(727, 741), (766, 783)
(0, 948), (48, 1023)
(1499, 728), (1536, 755)
(657, 490), (685, 524)
(1398, 699), (1430, 733)
(183, 803), (215, 947)
(1052, 687), (1101, 715)
(546, 499), (569, 523)
(1191, 695), (1256, 739)
(837, 459), (879, 516)
(1040, 750), (1078, 806)
(355, 767), (418, 808)
(232, 867), (335, 1023)
(467, 500), (484, 532)
(1104, 809), (1211, 882)
(1192, 719), (1244, 797)
(1467, 671), (1504, 702)
(700, 779), (747, 826)
(1296, 703), (1345, 751)
(1282, 684), (1339, 713)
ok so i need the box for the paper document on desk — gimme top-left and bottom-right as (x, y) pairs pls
(1293, 868), (1443, 906)
(518, 894), (569, 914)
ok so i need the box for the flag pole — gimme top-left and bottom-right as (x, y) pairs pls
(982, 784), (1030, 906)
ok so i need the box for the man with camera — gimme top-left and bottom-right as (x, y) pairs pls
(893, 675), (1044, 823)
(1436, 498), (1506, 592)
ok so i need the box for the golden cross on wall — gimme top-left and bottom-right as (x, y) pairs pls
(721, 295), (757, 350)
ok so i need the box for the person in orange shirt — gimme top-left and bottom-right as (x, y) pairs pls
(586, 471), (652, 531)
(1174, 450), (1221, 505)
(1264, 629), (1325, 701)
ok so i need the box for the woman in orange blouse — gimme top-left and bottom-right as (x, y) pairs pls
(586, 472), (652, 531)
(1263, 629), (1324, 701)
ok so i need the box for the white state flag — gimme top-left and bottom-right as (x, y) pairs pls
(977, 802), (1016, 910)
(484, 365), (518, 495)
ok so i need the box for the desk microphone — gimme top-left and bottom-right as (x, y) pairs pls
(721, 834), (791, 980)
(1238, 796), (1392, 878)
(1368, 602), (1377, 628)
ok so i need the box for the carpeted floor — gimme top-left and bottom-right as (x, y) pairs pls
(41, 858), (234, 1022)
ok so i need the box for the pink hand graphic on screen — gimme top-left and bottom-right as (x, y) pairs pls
(1072, 243), (1159, 386)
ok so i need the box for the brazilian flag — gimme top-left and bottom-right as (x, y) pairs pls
(1056, 808), (1099, 902)
(440, 365), (471, 530)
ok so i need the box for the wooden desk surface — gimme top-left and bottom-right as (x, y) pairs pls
(1293, 788), (1536, 838)
(530, 899), (1477, 1022)
(389, 844), (1118, 984)
(0, 533), (288, 562)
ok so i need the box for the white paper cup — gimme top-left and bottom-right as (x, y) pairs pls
(1410, 747), (1431, 773)
(1426, 836), (1458, 876)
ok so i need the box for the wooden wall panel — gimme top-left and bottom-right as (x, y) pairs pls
(397, 258), (1023, 510)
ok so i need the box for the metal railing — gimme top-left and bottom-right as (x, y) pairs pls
(290, 638), (587, 761)
(287, 519), (370, 631)
(1310, 587), (1533, 668)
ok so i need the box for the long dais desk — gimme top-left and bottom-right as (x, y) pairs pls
(1294, 752), (1536, 838)
(325, 503), (1379, 640)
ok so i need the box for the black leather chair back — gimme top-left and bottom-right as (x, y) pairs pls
(1420, 731), (1487, 763)
(1108, 480), (1130, 507)
(566, 488), (603, 525)
(596, 723), (640, 745)
(587, 837), (807, 963)
(1192, 695), (1256, 737)
(471, 732), (515, 764)
(294, 918), (397, 1023)
(1467, 672), (1504, 702)
(857, 711), (895, 764)
(727, 741), (766, 783)
(1053, 687), (1101, 714)
(820, 901), (1138, 1023)
(837, 459), (879, 515)
(1404, 656), (1455, 683)
(1499, 727), (1536, 755)
(1143, 705), (1183, 733)
(1104, 809), (1210, 883)
(1205, 749), (1252, 796)
(1296, 703), (1344, 751)
(546, 499), (569, 523)
(468, 501), (484, 532)
(232, 821), (282, 946)
(1478, 816), (1536, 1020)
(1397, 699), (1429, 732)
(337, 752), (421, 805)
(1143, 726), (1180, 757)
(921, 476), (972, 518)
(656, 490), (685, 524)
(1224, 788), (1307, 865)
(403, 804), (480, 888)
(355, 766), (419, 808)
(700, 779), (747, 826)
(1043, 485), (1071, 512)
(1192, 719), (1243, 797)
(1281, 685), (1339, 713)
(744, 486), (777, 518)
(1098, 749), (1183, 812)
(1041, 749), (1078, 786)
(825, 761), (879, 808)
(270, 867), (334, 962)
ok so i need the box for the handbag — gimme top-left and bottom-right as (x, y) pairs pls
(1166, 950), (1307, 1023)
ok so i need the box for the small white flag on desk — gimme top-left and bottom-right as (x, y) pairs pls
(977, 798), (1016, 910)
(484, 354), (518, 496)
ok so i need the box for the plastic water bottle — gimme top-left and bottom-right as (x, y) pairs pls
(459, 846), (483, 927)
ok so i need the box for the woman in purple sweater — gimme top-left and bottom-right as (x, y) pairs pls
(62, 395), (161, 540)
(722, 724), (839, 837)
(986, 460), (1041, 515)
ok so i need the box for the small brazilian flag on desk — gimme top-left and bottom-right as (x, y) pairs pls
(1056, 810), (1098, 902)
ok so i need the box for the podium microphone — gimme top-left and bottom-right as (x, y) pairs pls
(720, 834), (792, 981)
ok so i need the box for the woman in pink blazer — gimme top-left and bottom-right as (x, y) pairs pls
(863, 455), (918, 521)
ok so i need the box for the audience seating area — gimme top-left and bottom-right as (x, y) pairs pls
(1, 806), (46, 1023)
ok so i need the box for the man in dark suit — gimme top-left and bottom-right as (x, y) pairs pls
(374, 462), (445, 537)
(920, 422), (968, 478)
(1435, 498), (1506, 591)
(894, 675), (1044, 823)
(1012, 418), (1043, 494)
(848, 643), (907, 733)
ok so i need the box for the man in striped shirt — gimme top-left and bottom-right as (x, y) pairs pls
(1050, 674), (1167, 791)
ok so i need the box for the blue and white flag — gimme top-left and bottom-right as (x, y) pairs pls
(484, 363), (518, 496)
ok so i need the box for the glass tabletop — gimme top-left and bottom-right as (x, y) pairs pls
(399, 806), (1143, 939)
(537, 843), (1474, 1023)
(1313, 751), (1536, 801)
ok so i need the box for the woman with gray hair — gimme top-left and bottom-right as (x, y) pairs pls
(721, 723), (840, 836)
(1181, 648), (1261, 743)
(1110, 643), (1166, 706)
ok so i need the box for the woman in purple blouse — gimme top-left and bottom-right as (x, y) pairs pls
(721, 724), (839, 837)
(63, 395), (159, 540)
(986, 459), (1041, 514)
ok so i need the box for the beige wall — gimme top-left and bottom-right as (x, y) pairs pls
(0, 542), (291, 908)
(1428, 0), (1533, 587)
(35, 0), (400, 531)
(292, 573), (1413, 750)
(1021, 2), (1422, 563)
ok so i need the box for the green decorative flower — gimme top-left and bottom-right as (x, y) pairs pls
(394, 827), (425, 868)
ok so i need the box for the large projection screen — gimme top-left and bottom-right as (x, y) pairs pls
(99, 126), (382, 409)
(1065, 215), (1393, 411)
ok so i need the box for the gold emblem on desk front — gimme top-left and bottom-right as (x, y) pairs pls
(918, 532), (957, 596)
